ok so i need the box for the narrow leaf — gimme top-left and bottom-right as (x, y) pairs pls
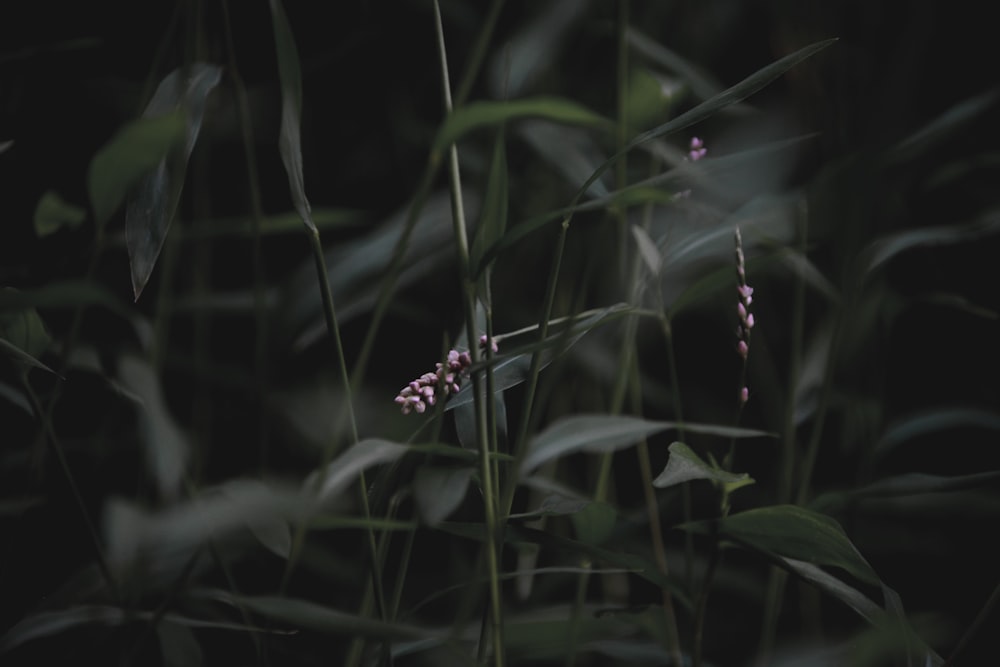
(862, 213), (1000, 276)
(810, 471), (1000, 514)
(88, 112), (186, 229)
(470, 130), (509, 277)
(126, 63), (222, 300)
(307, 439), (408, 506)
(652, 441), (753, 489)
(413, 465), (475, 526)
(269, 0), (314, 231)
(433, 96), (611, 152)
(875, 407), (1000, 459)
(521, 414), (770, 474)
(631, 224), (662, 276)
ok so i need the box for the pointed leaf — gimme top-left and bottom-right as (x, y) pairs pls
(522, 414), (770, 474)
(862, 213), (1000, 276)
(470, 131), (509, 277)
(126, 63), (222, 299)
(631, 224), (662, 276)
(88, 111), (185, 229)
(270, 0), (314, 231)
(433, 96), (610, 152)
(874, 407), (1000, 459)
(682, 504), (881, 586)
(413, 465), (475, 526)
(652, 441), (753, 489)
(811, 471), (1000, 514)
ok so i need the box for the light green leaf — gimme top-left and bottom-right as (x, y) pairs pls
(652, 441), (753, 489)
(33, 190), (86, 237)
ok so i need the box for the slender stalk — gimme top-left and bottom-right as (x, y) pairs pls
(433, 3), (504, 664)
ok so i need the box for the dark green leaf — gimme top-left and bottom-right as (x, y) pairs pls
(470, 131), (509, 277)
(270, 0), (314, 231)
(570, 501), (617, 546)
(433, 97), (611, 152)
(33, 190), (86, 237)
(126, 63), (222, 300)
(413, 465), (475, 526)
(682, 504), (881, 586)
(874, 407), (1000, 459)
(811, 471), (1000, 514)
(87, 112), (186, 229)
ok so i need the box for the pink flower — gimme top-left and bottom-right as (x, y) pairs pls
(688, 137), (707, 161)
(394, 335), (499, 415)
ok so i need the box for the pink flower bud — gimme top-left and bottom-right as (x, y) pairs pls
(740, 387), (749, 404)
(737, 340), (749, 359)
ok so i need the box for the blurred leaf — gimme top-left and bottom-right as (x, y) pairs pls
(862, 212), (1000, 275)
(204, 590), (434, 640)
(183, 208), (364, 239)
(433, 96), (610, 152)
(570, 501), (617, 546)
(875, 407), (1000, 460)
(517, 121), (611, 198)
(413, 465), (475, 526)
(118, 355), (190, 502)
(521, 414), (770, 474)
(126, 63), (222, 300)
(894, 89), (1000, 159)
(626, 28), (728, 104)
(470, 131), (509, 278)
(0, 297), (56, 376)
(652, 441), (753, 490)
(454, 383), (507, 451)
(631, 224), (662, 276)
(780, 557), (884, 623)
(683, 505), (881, 587)
(811, 471), (1000, 514)
(228, 482), (292, 559)
(508, 494), (591, 520)
(0, 280), (131, 320)
(0, 338), (58, 378)
(158, 621), (202, 667)
(33, 190), (86, 237)
(88, 111), (185, 229)
(270, 0), (313, 231)
(307, 439), (408, 506)
(0, 139), (11, 153)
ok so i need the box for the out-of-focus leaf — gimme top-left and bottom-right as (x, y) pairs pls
(126, 63), (222, 300)
(33, 190), (86, 237)
(433, 96), (610, 152)
(811, 471), (1000, 514)
(0, 281), (131, 320)
(269, 0), (313, 231)
(521, 414), (771, 474)
(88, 112), (186, 230)
(204, 590), (434, 640)
(306, 439), (408, 506)
(781, 557), (884, 623)
(470, 131), (509, 277)
(570, 501), (617, 546)
(652, 441), (753, 490)
(862, 213), (1000, 276)
(183, 208), (364, 239)
(0, 337), (59, 378)
(874, 407), (1000, 459)
(626, 28), (728, 104)
(894, 89), (999, 159)
(518, 121), (611, 199)
(454, 382), (507, 450)
(631, 224), (662, 276)
(118, 355), (190, 502)
(683, 504), (881, 586)
(413, 465), (475, 526)
(158, 621), (203, 667)
(0, 139), (11, 153)
(508, 494), (591, 520)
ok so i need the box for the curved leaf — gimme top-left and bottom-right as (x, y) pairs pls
(683, 504), (881, 586)
(413, 465), (475, 526)
(521, 414), (771, 474)
(126, 63), (222, 299)
(433, 96), (611, 152)
(33, 190), (86, 237)
(652, 441), (753, 489)
(307, 439), (408, 506)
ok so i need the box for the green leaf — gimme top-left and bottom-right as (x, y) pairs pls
(683, 504), (881, 586)
(570, 501), (617, 546)
(413, 465), (475, 526)
(433, 96), (610, 152)
(0, 294), (54, 375)
(470, 130), (509, 278)
(126, 63), (222, 300)
(307, 439), (408, 506)
(862, 213), (1000, 276)
(33, 190), (86, 237)
(811, 471), (1000, 514)
(630, 224), (662, 276)
(521, 414), (771, 474)
(652, 441), (753, 490)
(270, 0), (314, 231)
(204, 590), (434, 640)
(874, 407), (1000, 460)
(88, 111), (186, 230)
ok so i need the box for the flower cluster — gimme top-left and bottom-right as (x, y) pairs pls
(735, 227), (754, 404)
(687, 136), (707, 161)
(394, 335), (497, 415)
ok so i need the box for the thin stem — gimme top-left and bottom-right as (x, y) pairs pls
(433, 3), (504, 665)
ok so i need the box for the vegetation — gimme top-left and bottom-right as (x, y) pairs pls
(2, 2), (998, 665)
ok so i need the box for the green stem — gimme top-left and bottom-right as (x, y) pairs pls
(433, 3), (504, 664)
